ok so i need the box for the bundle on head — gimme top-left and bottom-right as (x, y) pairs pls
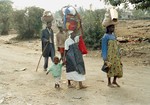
(61, 5), (81, 31)
(41, 11), (54, 23)
(102, 6), (118, 27)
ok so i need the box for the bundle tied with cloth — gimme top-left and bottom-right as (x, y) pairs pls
(41, 11), (54, 23)
(102, 6), (118, 27)
(61, 5), (80, 31)
(62, 5), (88, 54)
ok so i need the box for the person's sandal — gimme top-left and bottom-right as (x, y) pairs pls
(68, 85), (75, 88)
(112, 82), (120, 87)
(77, 85), (87, 89)
(55, 84), (57, 88)
(108, 84), (115, 88)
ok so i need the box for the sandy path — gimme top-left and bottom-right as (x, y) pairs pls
(0, 36), (150, 105)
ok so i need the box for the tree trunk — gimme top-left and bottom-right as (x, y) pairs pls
(1, 17), (9, 35)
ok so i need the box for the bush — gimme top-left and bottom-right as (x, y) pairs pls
(0, 0), (13, 35)
(54, 8), (106, 50)
(13, 7), (44, 39)
(80, 9), (106, 50)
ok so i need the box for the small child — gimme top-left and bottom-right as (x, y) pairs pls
(46, 56), (64, 88)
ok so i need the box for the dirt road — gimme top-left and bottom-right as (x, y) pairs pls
(0, 35), (150, 105)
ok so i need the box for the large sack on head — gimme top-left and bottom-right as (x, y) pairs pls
(41, 11), (53, 23)
(102, 7), (118, 27)
(62, 6), (80, 31)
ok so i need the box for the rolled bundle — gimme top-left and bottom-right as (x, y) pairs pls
(61, 6), (80, 31)
(102, 7), (118, 27)
(41, 11), (53, 23)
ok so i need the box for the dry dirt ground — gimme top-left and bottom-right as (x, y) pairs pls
(0, 20), (150, 105)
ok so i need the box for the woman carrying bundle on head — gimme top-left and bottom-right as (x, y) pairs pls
(101, 7), (123, 87)
(62, 6), (87, 89)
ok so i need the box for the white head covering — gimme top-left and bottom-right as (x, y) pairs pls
(68, 30), (73, 35)
(68, 7), (76, 15)
(62, 6), (76, 15)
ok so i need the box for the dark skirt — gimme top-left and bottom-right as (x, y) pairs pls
(66, 43), (86, 75)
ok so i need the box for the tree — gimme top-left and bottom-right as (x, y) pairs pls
(129, 0), (150, 9)
(13, 6), (44, 39)
(0, 0), (13, 35)
(27, 7), (44, 37)
(80, 9), (106, 49)
(132, 8), (150, 19)
(103, 0), (150, 9)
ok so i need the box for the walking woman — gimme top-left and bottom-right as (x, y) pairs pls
(63, 30), (87, 89)
(102, 24), (123, 87)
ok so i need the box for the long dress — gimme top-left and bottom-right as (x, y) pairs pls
(102, 33), (123, 78)
(107, 40), (123, 78)
(65, 36), (85, 81)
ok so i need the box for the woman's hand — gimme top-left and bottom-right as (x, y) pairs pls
(62, 58), (66, 65)
(57, 47), (60, 51)
(105, 61), (112, 68)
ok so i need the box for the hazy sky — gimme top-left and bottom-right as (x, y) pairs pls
(11, 0), (106, 12)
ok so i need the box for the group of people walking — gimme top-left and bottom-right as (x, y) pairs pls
(41, 21), (87, 89)
(40, 20), (123, 89)
(40, 7), (123, 89)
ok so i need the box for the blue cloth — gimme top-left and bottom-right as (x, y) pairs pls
(101, 33), (116, 61)
(64, 7), (70, 29)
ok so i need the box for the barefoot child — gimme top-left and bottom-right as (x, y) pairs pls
(46, 56), (64, 88)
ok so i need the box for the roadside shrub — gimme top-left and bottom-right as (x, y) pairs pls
(80, 9), (106, 50)
(13, 6), (44, 39)
(0, 0), (13, 35)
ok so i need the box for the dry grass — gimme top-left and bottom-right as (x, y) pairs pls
(116, 20), (150, 38)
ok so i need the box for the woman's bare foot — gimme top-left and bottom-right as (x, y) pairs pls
(78, 85), (87, 89)
(68, 85), (75, 88)
(112, 82), (120, 87)
(108, 84), (115, 88)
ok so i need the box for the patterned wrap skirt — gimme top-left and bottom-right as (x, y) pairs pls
(107, 40), (123, 78)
